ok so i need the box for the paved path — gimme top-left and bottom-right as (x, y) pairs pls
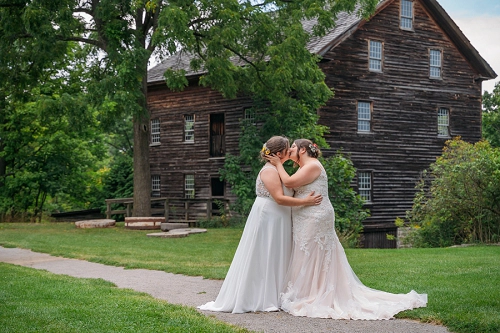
(0, 246), (449, 333)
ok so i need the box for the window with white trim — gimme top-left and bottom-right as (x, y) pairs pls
(151, 175), (160, 197)
(357, 101), (371, 132)
(369, 40), (383, 72)
(151, 118), (160, 145)
(430, 49), (442, 78)
(400, 0), (413, 30)
(185, 174), (195, 199)
(244, 108), (256, 124)
(184, 115), (194, 142)
(438, 108), (450, 137)
(358, 172), (372, 202)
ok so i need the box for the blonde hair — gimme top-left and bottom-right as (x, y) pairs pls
(259, 136), (290, 161)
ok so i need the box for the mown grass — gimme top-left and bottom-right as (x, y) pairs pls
(1, 222), (499, 333)
(0, 262), (248, 333)
(0, 222), (240, 279)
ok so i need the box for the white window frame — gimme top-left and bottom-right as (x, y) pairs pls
(151, 175), (160, 197)
(185, 174), (195, 199)
(438, 107), (450, 137)
(184, 115), (195, 142)
(358, 172), (372, 202)
(369, 40), (383, 72)
(400, 0), (413, 30)
(430, 49), (442, 78)
(150, 118), (160, 145)
(244, 108), (256, 124)
(357, 101), (372, 132)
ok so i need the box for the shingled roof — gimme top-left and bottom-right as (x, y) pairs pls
(148, 0), (496, 84)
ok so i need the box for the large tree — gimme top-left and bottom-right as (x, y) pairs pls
(0, 0), (377, 216)
(0, 39), (107, 220)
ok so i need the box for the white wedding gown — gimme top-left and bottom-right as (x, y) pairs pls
(199, 164), (293, 313)
(281, 160), (427, 320)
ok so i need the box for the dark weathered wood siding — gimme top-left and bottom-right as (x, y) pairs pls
(148, 82), (253, 201)
(318, 0), (482, 227)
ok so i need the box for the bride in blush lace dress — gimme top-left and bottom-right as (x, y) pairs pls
(267, 139), (427, 320)
(199, 136), (322, 314)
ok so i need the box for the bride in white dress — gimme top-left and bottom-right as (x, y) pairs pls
(199, 136), (322, 313)
(267, 139), (427, 320)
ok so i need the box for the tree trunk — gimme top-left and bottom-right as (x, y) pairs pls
(132, 70), (152, 217)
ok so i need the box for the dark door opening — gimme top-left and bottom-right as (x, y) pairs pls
(210, 113), (225, 157)
(211, 177), (225, 215)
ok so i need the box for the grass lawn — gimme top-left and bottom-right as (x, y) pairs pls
(1, 222), (499, 333)
(0, 262), (247, 333)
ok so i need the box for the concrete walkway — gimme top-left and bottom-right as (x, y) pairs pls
(0, 246), (449, 333)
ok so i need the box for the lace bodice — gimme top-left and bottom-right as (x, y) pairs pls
(292, 160), (337, 271)
(256, 164), (294, 199)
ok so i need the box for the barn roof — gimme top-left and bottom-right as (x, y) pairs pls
(148, 0), (496, 84)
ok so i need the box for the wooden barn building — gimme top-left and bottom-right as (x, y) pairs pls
(146, 0), (496, 247)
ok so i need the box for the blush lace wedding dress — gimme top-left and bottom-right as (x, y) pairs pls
(199, 164), (293, 313)
(280, 160), (427, 320)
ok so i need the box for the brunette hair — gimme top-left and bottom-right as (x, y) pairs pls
(293, 139), (321, 164)
(259, 136), (290, 161)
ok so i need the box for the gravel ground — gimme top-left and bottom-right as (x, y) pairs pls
(0, 246), (449, 333)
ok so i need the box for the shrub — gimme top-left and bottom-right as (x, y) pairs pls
(322, 152), (369, 247)
(483, 82), (500, 148)
(406, 138), (500, 247)
(96, 153), (134, 220)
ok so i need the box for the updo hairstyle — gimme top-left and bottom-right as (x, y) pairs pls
(294, 139), (321, 162)
(259, 136), (290, 162)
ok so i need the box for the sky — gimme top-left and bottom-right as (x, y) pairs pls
(436, 0), (500, 93)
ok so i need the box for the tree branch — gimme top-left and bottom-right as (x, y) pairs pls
(57, 35), (106, 51)
(146, 5), (160, 53)
(74, 7), (93, 16)
(192, 32), (270, 89)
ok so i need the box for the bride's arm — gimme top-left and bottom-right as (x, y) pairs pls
(260, 169), (322, 206)
(266, 155), (321, 188)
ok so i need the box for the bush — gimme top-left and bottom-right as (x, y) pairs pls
(96, 153), (134, 220)
(406, 138), (500, 247)
(483, 82), (500, 148)
(322, 152), (370, 247)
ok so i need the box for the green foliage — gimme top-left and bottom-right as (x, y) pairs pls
(483, 82), (500, 147)
(0, 38), (112, 221)
(220, 112), (267, 214)
(102, 155), (134, 200)
(0, 74), (107, 221)
(322, 152), (370, 247)
(1, 0), (378, 217)
(406, 138), (500, 247)
(394, 217), (405, 227)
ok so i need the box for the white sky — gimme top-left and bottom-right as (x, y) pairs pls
(437, 0), (500, 93)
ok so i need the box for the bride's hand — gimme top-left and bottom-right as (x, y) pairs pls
(265, 154), (282, 166)
(304, 191), (322, 206)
